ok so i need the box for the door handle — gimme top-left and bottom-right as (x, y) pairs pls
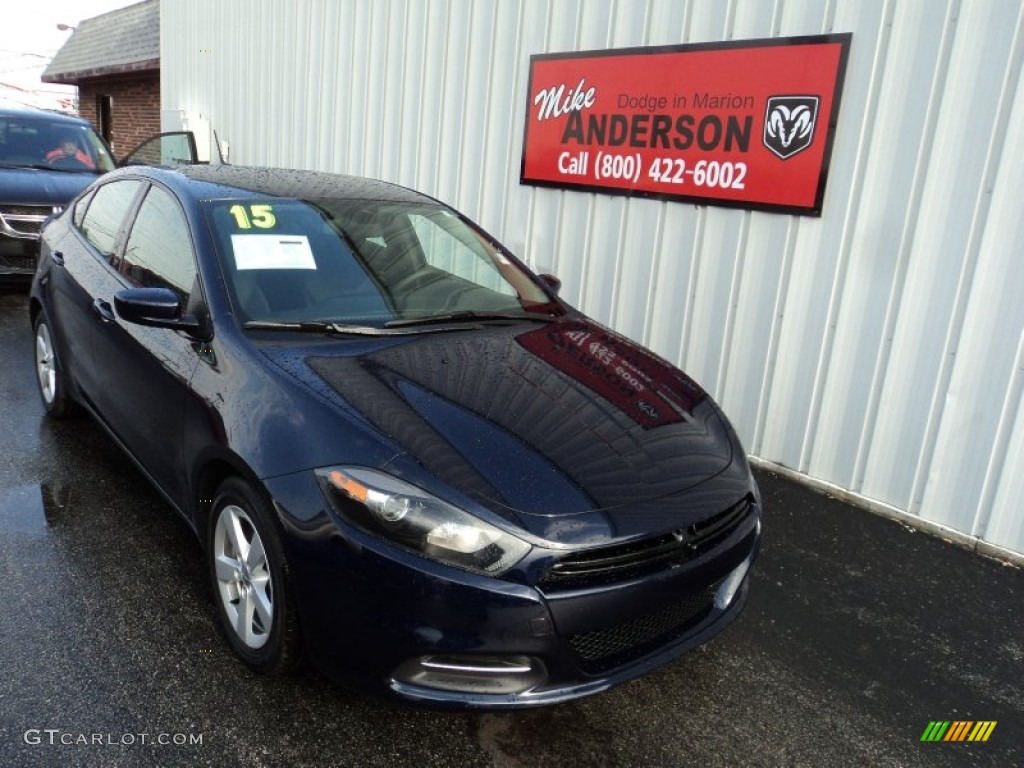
(51, 250), (65, 266)
(91, 298), (115, 323)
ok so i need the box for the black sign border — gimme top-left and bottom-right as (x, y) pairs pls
(520, 33), (852, 217)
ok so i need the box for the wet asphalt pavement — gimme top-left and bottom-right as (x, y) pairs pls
(0, 283), (1021, 767)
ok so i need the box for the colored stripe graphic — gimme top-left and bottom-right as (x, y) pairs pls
(921, 722), (949, 741)
(944, 722), (972, 741)
(968, 722), (997, 742)
(921, 721), (996, 742)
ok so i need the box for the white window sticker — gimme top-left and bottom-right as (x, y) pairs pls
(231, 234), (316, 270)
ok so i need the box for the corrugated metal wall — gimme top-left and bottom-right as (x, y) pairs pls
(160, 0), (1024, 557)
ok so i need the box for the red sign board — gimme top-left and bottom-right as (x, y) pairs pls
(521, 35), (851, 216)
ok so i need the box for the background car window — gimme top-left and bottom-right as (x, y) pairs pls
(78, 126), (116, 172)
(122, 185), (196, 302)
(0, 117), (114, 171)
(80, 180), (143, 262)
(0, 119), (44, 165)
(122, 133), (196, 167)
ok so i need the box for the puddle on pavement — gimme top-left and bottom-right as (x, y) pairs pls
(0, 482), (71, 534)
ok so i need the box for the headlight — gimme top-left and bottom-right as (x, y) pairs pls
(316, 467), (530, 576)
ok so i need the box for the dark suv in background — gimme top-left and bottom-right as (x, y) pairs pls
(0, 105), (116, 278)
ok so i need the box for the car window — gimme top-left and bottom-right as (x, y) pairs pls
(408, 211), (514, 296)
(72, 189), (96, 229)
(80, 180), (144, 262)
(0, 116), (114, 172)
(122, 185), (196, 303)
(203, 198), (557, 326)
(121, 133), (197, 167)
(78, 126), (116, 172)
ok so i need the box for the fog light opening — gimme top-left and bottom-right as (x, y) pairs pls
(714, 556), (752, 610)
(392, 655), (547, 695)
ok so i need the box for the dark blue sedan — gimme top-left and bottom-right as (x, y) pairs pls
(29, 163), (761, 707)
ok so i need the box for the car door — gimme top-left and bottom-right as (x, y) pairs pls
(83, 181), (203, 506)
(119, 132), (201, 166)
(50, 178), (146, 405)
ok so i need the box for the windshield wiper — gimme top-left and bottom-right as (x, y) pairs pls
(242, 320), (479, 336)
(0, 162), (95, 174)
(385, 310), (555, 328)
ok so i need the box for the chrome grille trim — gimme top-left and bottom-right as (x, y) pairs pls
(0, 204), (54, 239)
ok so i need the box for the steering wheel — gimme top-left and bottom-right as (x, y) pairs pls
(46, 154), (91, 171)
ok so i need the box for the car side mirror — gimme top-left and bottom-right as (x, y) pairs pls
(539, 273), (562, 295)
(114, 287), (204, 335)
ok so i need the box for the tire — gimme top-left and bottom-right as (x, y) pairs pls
(33, 313), (75, 418)
(208, 477), (302, 674)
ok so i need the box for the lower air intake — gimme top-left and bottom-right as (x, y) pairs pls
(568, 579), (723, 668)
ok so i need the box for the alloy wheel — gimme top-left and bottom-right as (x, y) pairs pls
(35, 321), (57, 405)
(213, 504), (274, 650)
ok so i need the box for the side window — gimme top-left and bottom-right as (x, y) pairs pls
(72, 188), (96, 229)
(80, 180), (143, 262)
(122, 185), (196, 303)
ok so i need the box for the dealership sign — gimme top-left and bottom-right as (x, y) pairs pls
(521, 34), (851, 216)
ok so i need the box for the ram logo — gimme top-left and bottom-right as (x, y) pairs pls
(763, 96), (820, 160)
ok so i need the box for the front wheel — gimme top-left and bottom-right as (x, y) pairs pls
(33, 313), (75, 418)
(209, 477), (301, 674)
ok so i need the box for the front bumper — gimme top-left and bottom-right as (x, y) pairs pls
(265, 471), (761, 709)
(0, 207), (47, 276)
(0, 234), (38, 276)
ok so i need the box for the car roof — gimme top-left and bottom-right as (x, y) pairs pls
(0, 105), (92, 126)
(130, 164), (439, 205)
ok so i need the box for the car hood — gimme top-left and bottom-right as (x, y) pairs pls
(0, 166), (97, 205)
(263, 318), (735, 521)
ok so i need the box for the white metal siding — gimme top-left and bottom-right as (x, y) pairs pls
(161, 0), (1024, 556)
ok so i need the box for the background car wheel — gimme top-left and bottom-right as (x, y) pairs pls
(209, 477), (301, 674)
(33, 314), (75, 418)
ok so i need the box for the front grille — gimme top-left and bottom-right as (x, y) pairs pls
(0, 204), (54, 217)
(0, 253), (36, 272)
(3, 218), (43, 236)
(541, 497), (752, 589)
(1, 204), (55, 238)
(567, 578), (723, 670)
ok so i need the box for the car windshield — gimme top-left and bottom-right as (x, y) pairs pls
(0, 116), (115, 173)
(204, 198), (563, 327)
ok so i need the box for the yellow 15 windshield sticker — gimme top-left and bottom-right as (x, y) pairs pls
(229, 204), (277, 230)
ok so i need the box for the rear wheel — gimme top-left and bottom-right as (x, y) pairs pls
(209, 477), (302, 673)
(33, 314), (75, 418)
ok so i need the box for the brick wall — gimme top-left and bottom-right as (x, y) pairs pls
(77, 72), (160, 158)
